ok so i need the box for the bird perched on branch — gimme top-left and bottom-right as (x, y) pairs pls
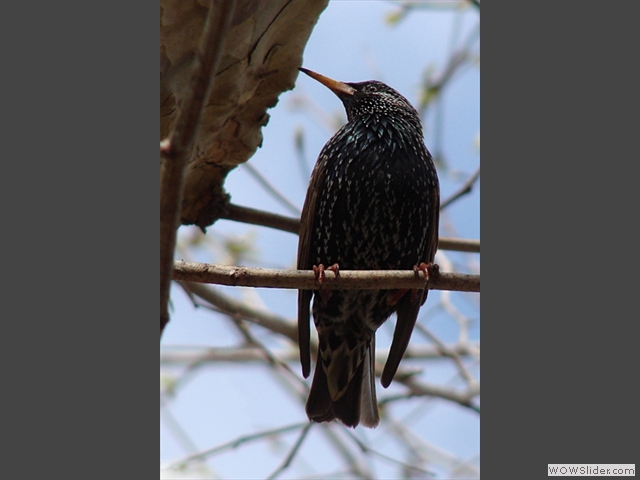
(297, 68), (440, 428)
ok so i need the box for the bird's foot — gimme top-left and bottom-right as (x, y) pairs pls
(313, 263), (340, 284)
(313, 263), (340, 303)
(410, 262), (440, 302)
(413, 262), (439, 281)
(387, 263), (440, 306)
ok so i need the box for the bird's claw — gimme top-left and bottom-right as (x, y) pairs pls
(313, 263), (340, 303)
(413, 262), (439, 282)
(409, 262), (440, 302)
(313, 263), (340, 284)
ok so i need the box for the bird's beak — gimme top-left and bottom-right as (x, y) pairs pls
(299, 68), (355, 97)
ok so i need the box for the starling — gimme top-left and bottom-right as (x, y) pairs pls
(297, 68), (440, 428)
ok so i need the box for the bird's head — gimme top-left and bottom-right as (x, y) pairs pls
(298, 68), (421, 129)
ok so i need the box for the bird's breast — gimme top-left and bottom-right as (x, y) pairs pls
(311, 123), (433, 271)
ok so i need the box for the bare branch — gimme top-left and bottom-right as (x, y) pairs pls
(413, 323), (478, 387)
(385, 415), (480, 477)
(179, 282), (299, 343)
(343, 429), (435, 477)
(440, 237), (480, 253)
(160, 343), (480, 365)
(242, 163), (301, 216)
(221, 203), (480, 252)
(232, 317), (306, 389)
(160, 0), (235, 335)
(266, 423), (312, 479)
(160, 396), (200, 455)
(320, 425), (374, 479)
(440, 166), (480, 210)
(222, 204), (301, 234)
(163, 422), (307, 470)
(418, 25), (479, 114)
(173, 262), (480, 292)
(393, 377), (480, 412)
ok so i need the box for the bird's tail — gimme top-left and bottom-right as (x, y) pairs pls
(305, 333), (379, 428)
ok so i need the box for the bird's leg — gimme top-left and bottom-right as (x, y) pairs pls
(313, 263), (340, 302)
(413, 262), (440, 280)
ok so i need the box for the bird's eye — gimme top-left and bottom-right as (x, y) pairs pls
(367, 84), (378, 93)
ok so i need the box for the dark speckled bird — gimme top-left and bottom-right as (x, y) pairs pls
(297, 68), (440, 428)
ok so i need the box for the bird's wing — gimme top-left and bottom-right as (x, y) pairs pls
(421, 171), (440, 305)
(381, 164), (440, 388)
(297, 156), (328, 379)
(381, 291), (420, 388)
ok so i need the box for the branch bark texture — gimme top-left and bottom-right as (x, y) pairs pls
(173, 262), (480, 292)
(161, 0), (235, 334)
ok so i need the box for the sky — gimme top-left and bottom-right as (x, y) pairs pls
(161, 2), (480, 478)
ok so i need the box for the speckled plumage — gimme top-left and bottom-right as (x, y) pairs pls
(297, 69), (440, 428)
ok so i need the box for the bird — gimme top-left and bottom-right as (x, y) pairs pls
(297, 68), (440, 428)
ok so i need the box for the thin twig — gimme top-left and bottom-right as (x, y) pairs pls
(321, 425), (374, 479)
(419, 23), (478, 115)
(179, 281), (299, 343)
(440, 166), (480, 210)
(294, 126), (311, 186)
(343, 429), (435, 477)
(413, 323), (477, 387)
(242, 162), (301, 215)
(222, 204), (300, 234)
(394, 377), (480, 412)
(160, 0), (236, 335)
(163, 422), (307, 469)
(160, 343), (480, 365)
(419, 49), (470, 114)
(386, 415), (479, 477)
(173, 262), (481, 292)
(266, 423), (313, 479)
(232, 318), (306, 389)
(384, 416), (432, 477)
(160, 395), (201, 455)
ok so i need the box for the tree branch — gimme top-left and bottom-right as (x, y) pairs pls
(440, 166), (480, 210)
(160, 342), (479, 365)
(242, 163), (301, 216)
(174, 282), (480, 411)
(222, 203), (301, 234)
(222, 203), (480, 252)
(395, 377), (480, 412)
(179, 281), (299, 342)
(266, 423), (312, 479)
(173, 262), (480, 292)
(413, 322), (478, 388)
(160, 0), (235, 335)
(440, 237), (480, 253)
(163, 422), (307, 470)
